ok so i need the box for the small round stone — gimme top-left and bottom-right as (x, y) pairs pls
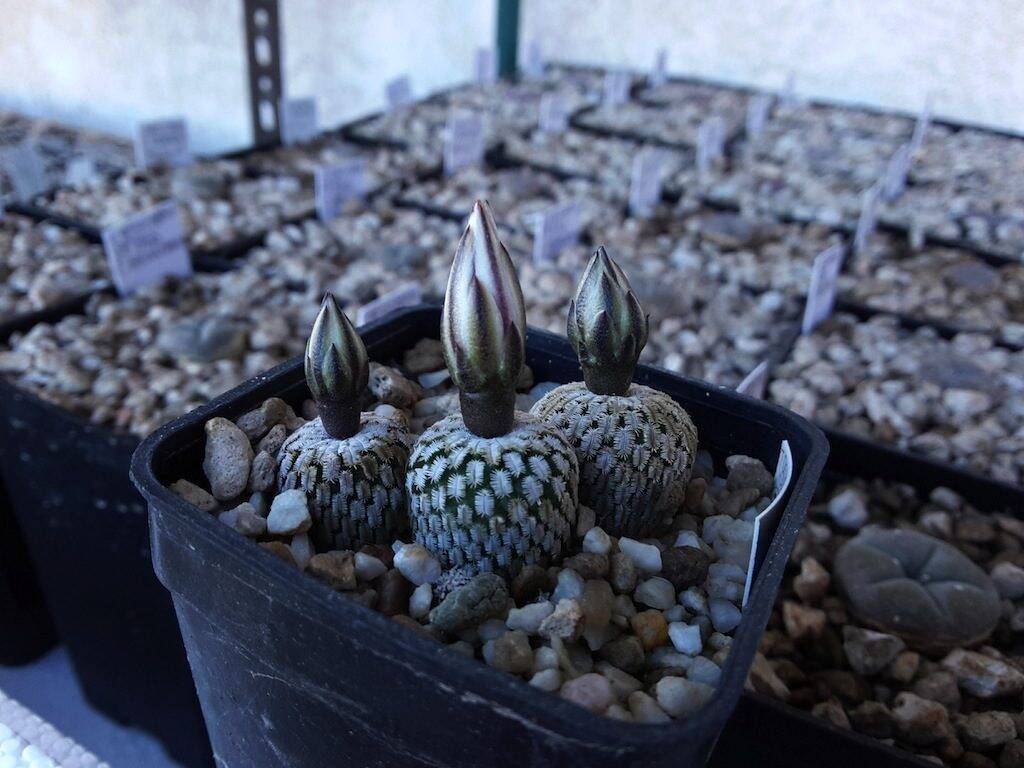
(668, 622), (703, 655)
(583, 527), (612, 555)
(633, 577), (676, 610)
(506, 601), (555, 635)
(618, 538), (663, 575)
(267, 489), (312, 536)
(393, 543), (442, 586)
(354, 552), (388, 581)
(560, 673), (613, 714)
(630, 610), (669, 651)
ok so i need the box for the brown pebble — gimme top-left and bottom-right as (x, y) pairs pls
(377, 568), (413, 616)
(512, 564), (550, 605)
(563, 552), (610, 580)
(630, 610), (669, 651)
(260, 541), (297, 567)
(609, 552), (638, 594)
(886, 651), (921, 684)
(812, 699), (851, 729)
(660, 547), (710, 591)
(849, 701), (894, 738)
(392, 614), (435, 639)
(684, 477), (706, 509)
(1000, 740), (1024, 768)
(598, 635), (645, 675)
(308, 551), (357, 591)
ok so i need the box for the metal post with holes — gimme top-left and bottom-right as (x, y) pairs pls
(243, 0), (283, 147)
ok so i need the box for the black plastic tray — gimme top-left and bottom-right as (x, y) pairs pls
(131, 304), (827, 768)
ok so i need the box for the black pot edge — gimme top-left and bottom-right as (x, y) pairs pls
(129, 304), (829, 754)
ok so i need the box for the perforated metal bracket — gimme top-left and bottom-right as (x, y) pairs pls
(243, 0), (283, 147)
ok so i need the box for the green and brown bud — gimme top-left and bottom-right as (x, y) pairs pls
(567, 246), (649, 396)
(441, 199), (526, 437)
(305, 292), (368, 439)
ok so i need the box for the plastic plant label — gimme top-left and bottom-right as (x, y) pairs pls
(743, 440), (793, 607)
(101, 201), (192, 296)
(355, 284), (422, 326)
(315, 159), (367, 221)
(696, 116), (726, 175)
(522, 40), (544, 78)
(1, 143), (48, 201)
(532, 200), (581, 264)
(853, 184), (881, 255)
(443, 111), (485, 175)
(386, 76), (413, 110)
(736, 360), (770, 400)
(881, 142), (912, 202)
(603, 70), (631, 108)
(538, 92), (570, 134)
(279, 97), (318, 146)
(746, 94), (772, 140)
(801, 243), (845, 335)
(650, 48), (668, 88)
(134, 118), (190, 169)
(629, 148), (664, 217)
(475, 47), (497, 85)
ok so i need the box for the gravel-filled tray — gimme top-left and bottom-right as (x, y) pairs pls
(768, 312), (1024, 485)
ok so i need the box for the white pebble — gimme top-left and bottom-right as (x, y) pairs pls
(409, 582), (432, 619)
(679, 587), (708, 615)
(552, 568), (585, 602)
(655, 676), (715, 718)
(478, 619), (508, 642)
(354, 552), (387, 581)
(582, 527), (612, 555)
(289, 533), (313, 570)
(628, 691), (671, 723)
(674, 530), (703, 550)
(633, 577), (676, 610)
(267, 490), (312, 536)
(991, 562), (1024, 599)
(668, 622), (704, 655)
(529, 668), (562, 692)
(618, 537), (662, 574)
(393, 543), (441, 586)
(507, 601), (555, 635)
(533, 645), (559, 672)
(688, 656), (722, 686)
(648, 647), (695, 669)
(663, 605), (686, 622)
(709, 598), (742, 633)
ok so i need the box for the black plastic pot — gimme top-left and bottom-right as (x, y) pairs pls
(131, 305), (827, 768)
(709, 426), (1024, 768)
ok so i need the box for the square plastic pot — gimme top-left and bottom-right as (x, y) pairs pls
(132, 305), (827, 768)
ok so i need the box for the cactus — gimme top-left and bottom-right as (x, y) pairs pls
(407, 200), (579, 575)
(532, 246), (698, 538)
(278, 293), (410, 551)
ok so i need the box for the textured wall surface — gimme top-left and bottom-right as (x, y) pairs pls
(521, 0), (1024, 132)
(0, 0), (493, 153)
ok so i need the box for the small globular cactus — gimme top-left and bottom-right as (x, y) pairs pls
(532, 247), (698, 538)
(278, 293), (410, 551)
(407, 200), (579, 576)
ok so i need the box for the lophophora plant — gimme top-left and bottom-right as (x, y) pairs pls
(532, 246), (698, 538)
(406, 200), (579, 577)
(278, 293), (411, 551)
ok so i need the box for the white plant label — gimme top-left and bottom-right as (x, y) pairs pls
(475, 47), (497, 85)
(853, 184), (881, 255)
(386, 76), (413, 110)
(523, 40), (544, 78)
(443, 111), (485, 175)
(355, 284), (422, 326)
(629, 148), (664, 217)
(538, 92), (570, 134)
(315, 159), (367, 221)
(101, 201), (192, 296)
(696, 117), (726, 175)
(2, 143), (48, 201)
(279, 97), (318, 146)
(746, 94), (773, 140)
(881, 142), (912, 202)
(134, 118), (190, 169)
(802, 243), (845, 334)
(533, 200), (581, 264)
(603, 70), (631, 108)
(743, 440), (793, 607)
(736, 360), (770, 400)
(650, 48), (668, 88)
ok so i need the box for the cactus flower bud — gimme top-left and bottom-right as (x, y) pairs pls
(305, 292), (368, 438)
(441, 200), (526, 437)
(567, 246), (649, 395)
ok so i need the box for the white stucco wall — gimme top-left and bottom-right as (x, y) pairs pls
(0, 0), (494, 153)
(1, 1), (1022, 151)
(521, 0), (1024, 133)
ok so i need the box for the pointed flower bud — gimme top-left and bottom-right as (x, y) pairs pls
(305, 292), (368, 438)
(441, 200), (526, 437)
(567, 246), (649, 396)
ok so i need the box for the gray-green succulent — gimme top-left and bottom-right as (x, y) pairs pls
(278, 293), (410, 551)
(407, 200), (579, 575)
(533, 247), (698, 538)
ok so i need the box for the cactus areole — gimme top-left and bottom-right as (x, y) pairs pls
(441, 199), (527, 438)
(567, 245), (649, 396)
(305, 292), (368, 439)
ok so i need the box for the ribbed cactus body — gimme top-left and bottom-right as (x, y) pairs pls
(278, 413), (410, 551)
(532, 382), (697, 538)
(407, 412), (579, 576)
